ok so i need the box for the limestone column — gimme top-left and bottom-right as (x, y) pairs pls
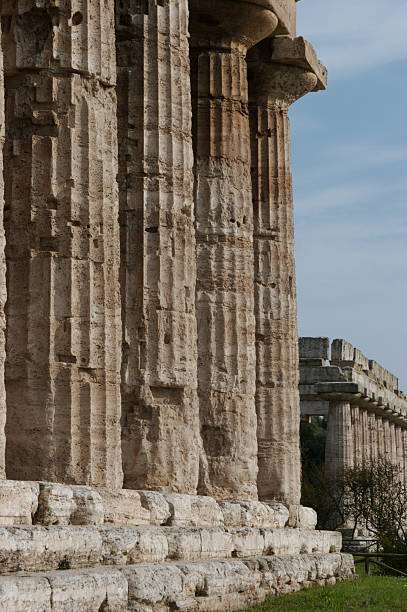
(2, 1), (122, 487)
(325, 401), (353, 482)
(389, 421), (397, 465)
(189, 1), (278, 500)
(402, 428), (407, 487)
(376, 415), (385, 460)
(361, 408), (370, 463)
(247, 41), (322, 504)
(351, 405), (361, 465)
(383, 419), (392, 464)
(395, 425), (404, 476)
(368, 412), (378, 462)
(0, 29), (5, 479)
(116, 0), (201, 493)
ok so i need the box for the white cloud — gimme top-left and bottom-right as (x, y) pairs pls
(296, 0), (407, 76)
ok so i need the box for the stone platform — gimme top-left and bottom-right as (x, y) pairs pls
(0, 481), (354, 611)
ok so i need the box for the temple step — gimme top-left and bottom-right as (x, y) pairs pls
(0, 554), (354, 611)
(0, 525), (341, 575)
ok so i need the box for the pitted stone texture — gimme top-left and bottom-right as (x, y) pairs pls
(0, 525), (341, 574)
(116, 0), (200, 495)
(0, 25), (6, 480)
(189, 1), (278, 500)
(2, 0), (123, 488)
(248, 39), (322, 506)
(0, 554), (355, 611)
(288, 506), (318, 530)
(99, 490), (150, 526)
(0, 481), (39, 526)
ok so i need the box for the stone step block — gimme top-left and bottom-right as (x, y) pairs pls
(0, 525), (342, 574)
(1, 481), (311, 529)
(0, 554), (355, 611)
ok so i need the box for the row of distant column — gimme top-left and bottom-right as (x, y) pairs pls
(0, 0), (319, 505)
(325, 401), (407, 485)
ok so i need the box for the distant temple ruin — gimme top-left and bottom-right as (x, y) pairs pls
(0, 1), (354, 609)
(300, 338), (407, 483)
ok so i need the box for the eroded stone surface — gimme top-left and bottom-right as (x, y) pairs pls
(247, 38), (323, 506)
(116, 0), (201, 495)
(0, 554), (355, 611)
(1, 0), (123, 488)
(0, 25), (5, 481)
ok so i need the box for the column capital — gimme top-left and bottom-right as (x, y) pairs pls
(247, 36), (327, 108)
(189, 0), (278, 53)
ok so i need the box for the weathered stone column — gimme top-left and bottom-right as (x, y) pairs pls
(402, 428), (407, 487)
(395, 425), (404, 480)
(116, 0), (201, 493)
(189, 1), (278, 499)
(376, 415), (385, 460)
(0, 29), (6, 479)
(383, 419), (392, 464)
(361, 408), (370, 463)
(325, 401), (353, 482)
(389, 421), (397, 465)
(351, 405), (361, 463)
(2, 1), (122, 487)
(247, 38), (325, 504)
(368, 412), (378, 462)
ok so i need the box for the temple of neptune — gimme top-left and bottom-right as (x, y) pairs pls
(300, 338), (407, 484)
(0, 1), (354, 609)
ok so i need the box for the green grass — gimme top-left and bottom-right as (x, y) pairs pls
(245, 575), (407, 611)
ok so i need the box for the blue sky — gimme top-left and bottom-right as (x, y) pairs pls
(291, 0), (407, 389)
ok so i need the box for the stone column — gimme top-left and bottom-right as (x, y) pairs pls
(325, 401), (353, 482)
(368, 412), (378, 462)
(383, 419), (392, 464)
(360, 408), (370, 463)
(389, 421), (397, 465)
(116, 0), (201, 493)
(189, 1), (278, 500)
(0, 28), (6, 479)
(395, 425), (404, 478)
(351, 405), (361, 465)
(2, 1), (122, 487)
(247, 40), (323, 504)
(402, 428), (407, 487)
(376, 415), (385, 460)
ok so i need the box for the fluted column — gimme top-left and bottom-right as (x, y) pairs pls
(369, 413), (378, 462)
(376, 415), (385, 460)
(189, 1), (278, 499)
(351, 405), (361, 464)
(325, 401), (353, 482)
(383, 419), (392, 464)
(0, 30), (6, 479)
(402, 428), (407, 487)
(389, 421), (397, 465)
(116, 0), (201, 493)
(395, 425), (404, 480)
(2, 1), (122, 487)
(247, 42), (321, 504)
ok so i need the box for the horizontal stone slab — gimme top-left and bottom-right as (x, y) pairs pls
(0, 553), (355, 611)
(0, 481), (319, 530)
(0, 525), (341, 574)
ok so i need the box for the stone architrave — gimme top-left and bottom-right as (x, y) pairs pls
(189, 0), (278, 500)
(116, 0), (201, 493)
(247, 38), (325, 504)
(2, 1), (123, 487)
(0, 27), (5, 479)
(325, 401), (353, 482)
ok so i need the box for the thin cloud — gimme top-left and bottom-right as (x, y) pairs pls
(297, 0), (407, 76)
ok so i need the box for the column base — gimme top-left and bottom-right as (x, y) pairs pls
(0, 480), (354, 609)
